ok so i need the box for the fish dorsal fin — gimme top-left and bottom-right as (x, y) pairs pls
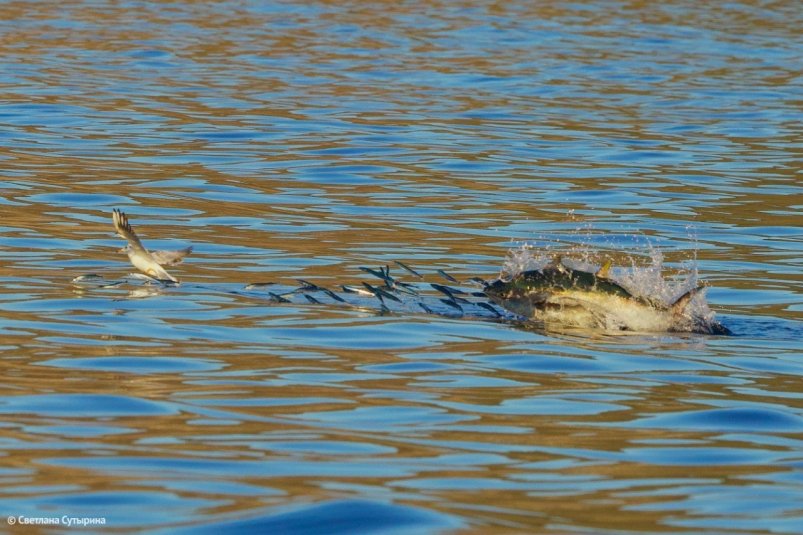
(595, 259), (612, 278)
(670, 286), (703, 315)
(548, 255), (566, 273)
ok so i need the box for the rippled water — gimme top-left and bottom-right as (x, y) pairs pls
(1, 1), (801, 533)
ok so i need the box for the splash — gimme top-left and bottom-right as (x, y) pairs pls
(495, 237), (726, 335)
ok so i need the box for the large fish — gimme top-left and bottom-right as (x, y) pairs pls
(484, 257), (731, 335)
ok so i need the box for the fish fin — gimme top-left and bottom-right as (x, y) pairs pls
(547, 255), (568, 274)
(670, 286), (703, 314)
(595, 259), (612, 278)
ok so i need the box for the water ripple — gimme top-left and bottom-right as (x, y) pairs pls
(0, 0), (800, 533)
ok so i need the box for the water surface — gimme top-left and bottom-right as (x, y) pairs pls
(1, 1), (801, 533)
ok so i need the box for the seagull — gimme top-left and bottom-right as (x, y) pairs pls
(112, 209), (191, 283)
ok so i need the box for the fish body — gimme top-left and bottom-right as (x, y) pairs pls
(485, 259), (731, 335)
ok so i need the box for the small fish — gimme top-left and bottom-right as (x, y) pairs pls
(342, 285), (375, 296)
(437, 269), (459, 283)
(394, 260), (422, 278)
(72, 273), (104, 283)
(72, 274), (105, 286)
(376, 286), (402, 303)
(321, 287), (346, 303)
(72, 274), (124, 289)
(431, 283), (467, 297)
(244, 282), (276, 290)
(362, 282), (402, 303)
(476, 301), (502, 317)
(440, 298), (464, 312)
(393, 282), (419, 297)
(127, 286), (164, 299)
(268, 292), (291, 303)
(127, 272), (161, 284)
(430, 283), (470, 304)
(418, 302), (434, 314)
(359, 266), (394, 285)
(296, 279), (321, 291)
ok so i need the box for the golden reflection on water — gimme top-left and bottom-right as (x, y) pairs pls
(1, 0), (801, 532)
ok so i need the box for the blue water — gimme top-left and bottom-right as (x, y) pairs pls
(0, 1), (801, 533)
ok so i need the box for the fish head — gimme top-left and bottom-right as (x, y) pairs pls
(484, 278), (518, 302)
(485, 270), (549, 297)
(484, 273), (550, 317)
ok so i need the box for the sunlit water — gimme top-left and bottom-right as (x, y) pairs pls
(1, 1), (801, 533)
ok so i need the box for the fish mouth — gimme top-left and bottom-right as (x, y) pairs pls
(482, 278), (509, 300)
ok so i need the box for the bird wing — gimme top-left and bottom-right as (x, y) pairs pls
(112, 209), (148, 253)
(150, 246), (192, 266)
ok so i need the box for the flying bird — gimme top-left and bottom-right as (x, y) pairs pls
(112, 209), (191, 283)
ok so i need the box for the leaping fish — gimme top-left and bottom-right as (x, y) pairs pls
(112, 209), (191, 283)
(484, 256), (731, 335)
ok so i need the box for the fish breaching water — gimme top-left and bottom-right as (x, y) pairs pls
(75, 210), (731, 335)
(483, 255), (731, 335)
